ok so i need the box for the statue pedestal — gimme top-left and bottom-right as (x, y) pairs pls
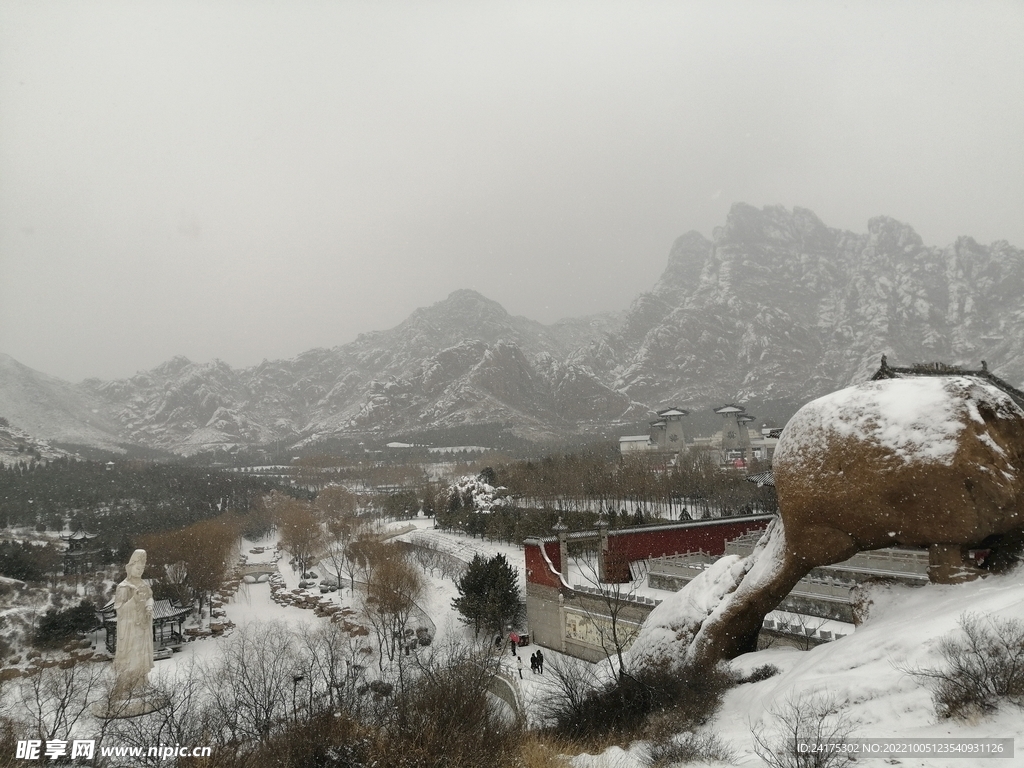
(92, 687), (170, 719)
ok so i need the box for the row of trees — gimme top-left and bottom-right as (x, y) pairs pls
(495, 450), (777, 518)
(264, 488), (433, 672)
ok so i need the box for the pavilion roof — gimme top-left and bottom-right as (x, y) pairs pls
(871, 355), (1024, 409)
(60, 530), (98, 541)
(714, 404), (745, 414)
(745, 471), (775, 488)
(98, 598), (192, 623)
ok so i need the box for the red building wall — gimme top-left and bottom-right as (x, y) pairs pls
(607, 516), (772, 564)
(524, 539), (563, 588)
(524, 515), (774, 586)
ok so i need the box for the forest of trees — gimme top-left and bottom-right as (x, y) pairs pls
(0, 457), (279, 534)
(0, 457), (283, 585)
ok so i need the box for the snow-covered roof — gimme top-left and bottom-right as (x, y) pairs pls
(99, 599), (191, 623)
(619, 435), (651, 443)
(658, 408), (689, 417)
(746, 470), (775, 487)
(60, 530), (98, 541)
(714, 404), (745, 414)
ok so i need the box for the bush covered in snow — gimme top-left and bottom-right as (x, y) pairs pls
(445, 472), (509, 513)
(915, 613), (1024, 720)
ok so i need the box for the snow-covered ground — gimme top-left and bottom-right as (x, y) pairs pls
(394, 521), (1024, 767)
(88, 521), (1024, 767)
(573, 568), (1024, 767)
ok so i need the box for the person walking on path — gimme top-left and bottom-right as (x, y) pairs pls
(517, 655), (523, 680)
(529, 652), (537, 674)
(536, 648), (544, 674)
(509, 631), (519, 656)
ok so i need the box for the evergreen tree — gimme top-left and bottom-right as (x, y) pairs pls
(481, 553), (522, 635)
(34, 600), (97, 646)
(452, 554), (489, 635)
(452, 553), (522, 637)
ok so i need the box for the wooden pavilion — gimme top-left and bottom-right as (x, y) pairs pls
(98, 598), (192, 656)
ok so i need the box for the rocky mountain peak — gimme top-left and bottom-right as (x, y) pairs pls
(866, 215), (924, 253)
(719, 202), (834, 250)
(658, 231), (713, 292)
(409, 289), (513, 329)
(152, 355), (195, 375)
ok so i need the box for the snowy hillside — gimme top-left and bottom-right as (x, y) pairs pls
(580, 569), (1024, 768)
(0, 353), (122, 451)
(0, 417), (70, 467)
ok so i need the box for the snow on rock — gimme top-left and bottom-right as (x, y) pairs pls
(775, 376), (1022, 468)
(723, 570), (1024, 768)
(580, 563), (1024, 768)
(624, 554), (748, 671)
(626, 519), (790, 671)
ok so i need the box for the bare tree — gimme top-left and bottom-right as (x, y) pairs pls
(362, 546), (425, 670)
(297, 622), (372, 716)
(138, 514), (240, 615)
(203, 622), (301, 744)
(99, 659), (208, 767)
(569, 551), (645, 680)
(316, 485), (365, 591)
(15, 660), (104, 743)
(751, 691), (857, 768)
(276, 499), (321, 577)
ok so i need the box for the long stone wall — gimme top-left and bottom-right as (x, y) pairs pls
(526, 581), (655, 663)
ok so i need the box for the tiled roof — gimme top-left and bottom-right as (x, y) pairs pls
(871, 355), (1024, 409)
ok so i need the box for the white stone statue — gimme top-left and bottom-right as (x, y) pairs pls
(113, 549), (154, 697)
(95, 549), (167, 717)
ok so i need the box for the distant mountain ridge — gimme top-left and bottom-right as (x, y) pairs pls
(581, 203), (1024, 408)
(2, 203), (1022, 455)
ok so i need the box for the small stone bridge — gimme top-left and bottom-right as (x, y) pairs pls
(482, 664), (524, 723)
(237, 563), (279, 578)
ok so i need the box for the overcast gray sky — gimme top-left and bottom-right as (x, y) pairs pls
(2, 1), (1022, 382)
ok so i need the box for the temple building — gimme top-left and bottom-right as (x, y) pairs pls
(60, 529), (101, 576)
(619, 407), (692, 459)
(619, 403), (780, 466)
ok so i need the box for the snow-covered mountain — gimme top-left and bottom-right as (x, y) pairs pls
(72, 290), (639, 454)
(583, 203), (1024, 408)
(0, 353), (123, 452)
(2, 204), (1022, 455)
